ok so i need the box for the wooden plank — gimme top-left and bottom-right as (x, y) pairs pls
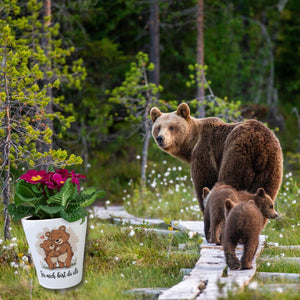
(257, 272), (300, 281)
(159, 236), (265, 300)
(259, 257), (300, 264)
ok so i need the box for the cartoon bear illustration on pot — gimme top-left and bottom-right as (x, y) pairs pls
(40, 225), (74, 269)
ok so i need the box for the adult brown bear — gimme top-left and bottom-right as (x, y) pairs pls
(150, 103), (283, 212)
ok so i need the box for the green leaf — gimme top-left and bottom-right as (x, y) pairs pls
(8, 203), (35, 222)
(47, 178), (77, 207)
(61, 206), (87, 223)
(36, 205), (63, 216)
(80, 190), (106, 207)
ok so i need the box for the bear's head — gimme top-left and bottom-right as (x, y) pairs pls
(253, 188), (278, 219)
(150, 103), (192, 157)
(40, 239), (56, 252)
(45, 225), (70, 245)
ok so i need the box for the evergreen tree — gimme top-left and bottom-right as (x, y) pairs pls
(0, 0), (85, 239)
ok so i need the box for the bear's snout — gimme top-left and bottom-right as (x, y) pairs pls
(156, 135), (164, 146)
(55, 239), (63, 245)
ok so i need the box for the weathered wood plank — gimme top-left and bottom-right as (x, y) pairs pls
(159, 236), (265, 300)
(259, 257), (300, 264)
(257, 272), (300, 281)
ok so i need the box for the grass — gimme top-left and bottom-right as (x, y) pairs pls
(1, 160), (300, 299)
(0, 215), (201, 300)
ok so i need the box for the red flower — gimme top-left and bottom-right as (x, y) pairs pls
(20, 170), (46, 184)
(44, 172), (65, 190)
(71, 170), (86, 190)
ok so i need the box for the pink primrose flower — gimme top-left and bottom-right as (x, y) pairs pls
(71, 170), (86, 190)
(20, 170), (46, 184)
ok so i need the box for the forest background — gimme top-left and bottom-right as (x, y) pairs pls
(1, 0), (300, 205)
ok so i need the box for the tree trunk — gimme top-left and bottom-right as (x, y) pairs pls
(3, 72), (11, 240)
(43, 0), (53, 155)
(141, 119), (151, 188)
(196, 0), (205, 118)
(149, 0), (160, 89)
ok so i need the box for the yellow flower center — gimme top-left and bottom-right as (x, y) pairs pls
(31, 175), (42, 181)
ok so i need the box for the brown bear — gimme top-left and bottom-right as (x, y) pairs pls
(45, 225), (74, 268)
(202, 184), (273, 245)
(223, 193), (278, 270)
(40, 240), (58, 269)
(150, 103), (283, 212)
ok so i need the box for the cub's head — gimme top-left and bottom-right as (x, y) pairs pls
(253, 188), (278, 219)
(40, 240), (56, 252)
(45, 225), (70, 245)
(150, 103), (191, 156)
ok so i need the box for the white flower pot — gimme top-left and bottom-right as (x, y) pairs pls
(21, 216), (87, 289)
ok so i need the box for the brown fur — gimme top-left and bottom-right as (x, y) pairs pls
(45, 225), (74, 268)
(203, 184), (274, 245)
(40, 240), (58, 269)
(223, 194), (278, 270)
(150, 103), (283, 212)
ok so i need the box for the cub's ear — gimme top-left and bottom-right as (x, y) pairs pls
(225, 199), (236, 211)
(150, 107), (162, 122)
(176, 103), (190, 119)
(59, 225), (66, 231)
(256, 188), (266, 197)
(202, 187), (210, 199)
(249, 199), (256, 206)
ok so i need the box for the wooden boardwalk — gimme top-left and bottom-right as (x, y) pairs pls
(159, 236), (265, 300)
(93, 206), (299, 299)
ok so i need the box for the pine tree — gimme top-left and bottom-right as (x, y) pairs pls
(0, 0), (86, 239)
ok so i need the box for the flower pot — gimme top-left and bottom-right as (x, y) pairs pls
(21, 216), (87, 289)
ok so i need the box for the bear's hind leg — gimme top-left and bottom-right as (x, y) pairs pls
(224, 239), (240, 270)
(204, 209), (211, 242)
(241, 239), (258, 270)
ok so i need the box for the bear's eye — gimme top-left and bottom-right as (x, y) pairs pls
(169, 126), (174, 131)
(270, 205), (273, 209)
(157, 126), (161, 132)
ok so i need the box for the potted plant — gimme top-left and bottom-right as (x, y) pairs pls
(8, 168), (105, 289)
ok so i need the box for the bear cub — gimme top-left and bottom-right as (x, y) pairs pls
(223, 189), (278, 270)
(202, 184), (273, 245)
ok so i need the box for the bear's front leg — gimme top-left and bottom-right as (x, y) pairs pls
(191, 159), (218, 213)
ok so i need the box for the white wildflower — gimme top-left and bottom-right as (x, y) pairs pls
(129, 230), (135, 237)
(136, 155), (141, 160)
(248, 281), (258, 290)
(188, 231), (197, 239)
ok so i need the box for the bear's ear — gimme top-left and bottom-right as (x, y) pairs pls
(202, 187), (210, 199)
(249, 199), (256, 206)
(225, 199), (236, 210)
(45, 232), (50, 237)
(176, 103), (190, 119)
(257, 188), (266, 197)
(59, 225), (66, 231)
(40, 244), (44, 248)
(150, 107), (162, 122)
